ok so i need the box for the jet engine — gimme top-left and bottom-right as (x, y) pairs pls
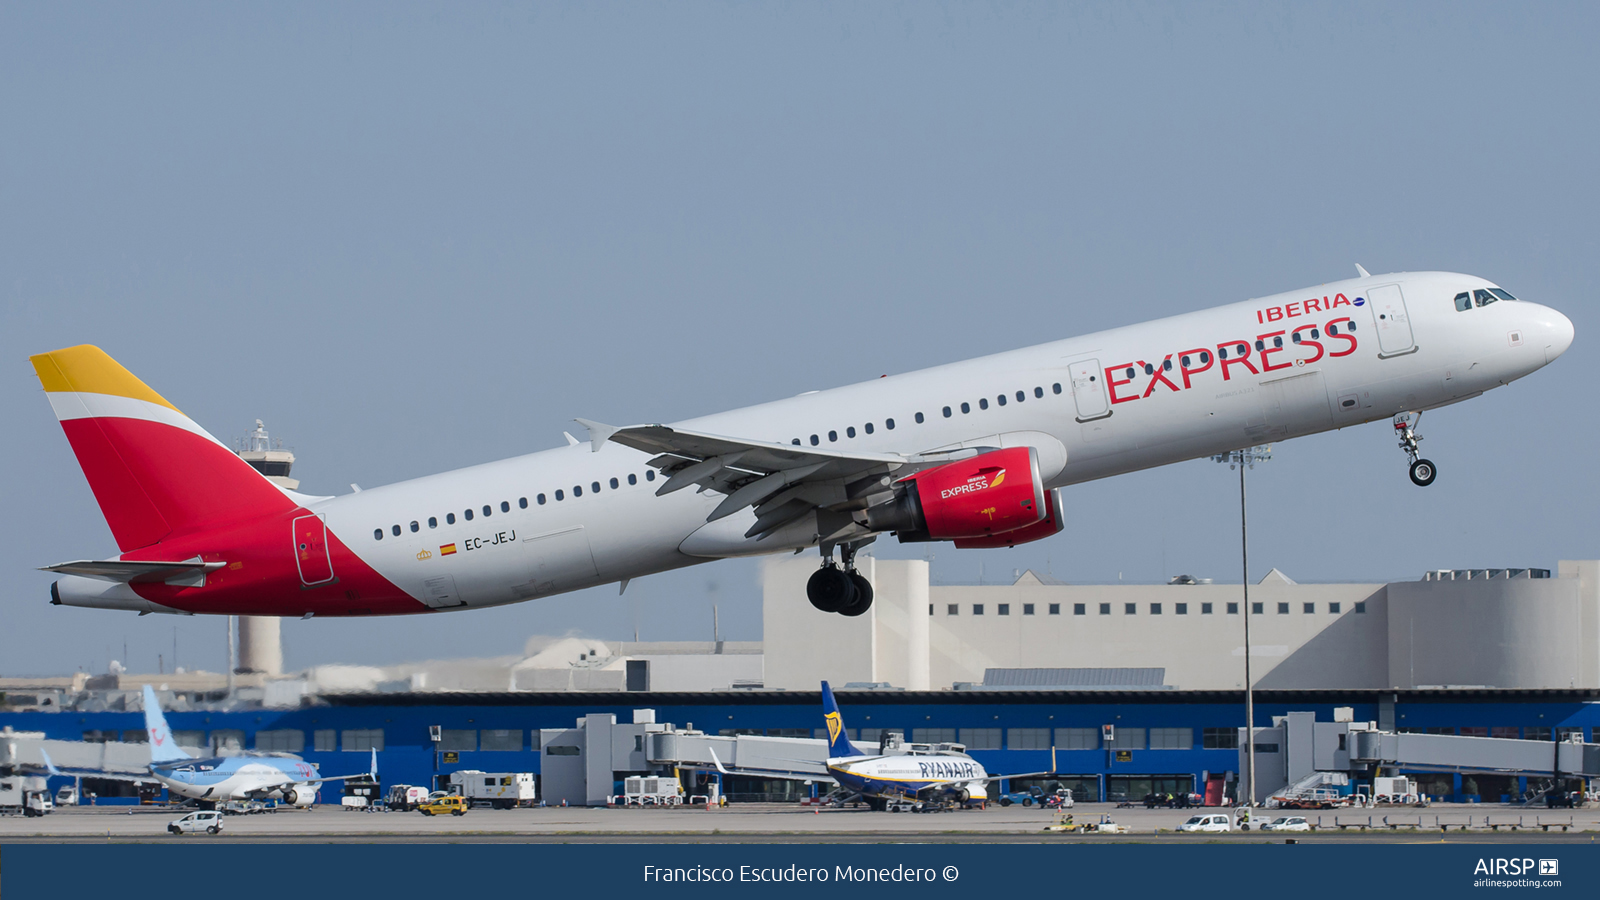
(953, 488), (1065, 548)
(281, 786), (315, 807)
(864, 447), (1045, 542)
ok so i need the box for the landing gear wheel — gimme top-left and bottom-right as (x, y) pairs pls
(807, 565), (856, 613)
(1409, 459), (1437, 487)
(839, 572), (874, 617)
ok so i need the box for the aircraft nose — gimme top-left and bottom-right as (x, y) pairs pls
(1540, 306), (1575, 363)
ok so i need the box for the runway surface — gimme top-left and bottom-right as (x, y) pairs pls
(3, 802), (1596, 843)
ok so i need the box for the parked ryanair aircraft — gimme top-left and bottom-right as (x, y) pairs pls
(706, 681), (1054, 809)
(33, 270), (1571, 618)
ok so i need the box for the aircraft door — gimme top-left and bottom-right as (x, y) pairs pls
(1365, 284), (1416, 356)
(516, 525), (600, 598)
(1068, 359), (1110, 421)
(292, 515), (335, 585)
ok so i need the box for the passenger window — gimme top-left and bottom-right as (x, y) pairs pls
(500, 501), (510, 513)
(1309, 330), (1318, 340)
(1034, 386), (1043, 398)
(410, 521), (419, 533)
(1052, 383), (1062, 394)
(1327, 324), (1337, 335)
(609, 477), (619, 489)
(915, 412), (924, 423)
(792, 438), (801, 445)
(555, 490), (564, 501)
(428, 517), (437, 528)
(1125, 367), (1135, 378)
(1142, 363), (1153, 375)
(646, 471), (655, 481)
(942, 407), (952, 418)
(537, 494), (547, 505)
(391, 525), (401, 536)
(1474, 289), (1497, 307)
(960, 402), (970, 414)
(464, 509), (473, 521)
(1291, 333), (1301, 343)
(1219, 347), (1228, 358)
(1254, 340), (1264, 351)
(1162, 359), (1172, 371)
(1454, 292), (1472, 312)
(1237, 343), (1248, 354)
(483, 505), (492, 517)
(847, 426), (857, 438)
(978, 398), (988, 410)
(864, 422), (874, 434)
(1181, 355), (1191, 366)
(810, 434), (819, 445)
(1200, 351), (1210, 364)
(1016, 391), (1025, 402)
(574, 485), (583, 497)
(447, 513), (456, 524)
(518, 498), (527, 509)
(996, 394), (1006, 406)
(1273, 336), (1283, 348)
(886, 418), (895, 429)
(591, 481), (600, 493)
(374, 529), (383, 541)
(627, 474), (637, 485)
(828, 430), (837, 442)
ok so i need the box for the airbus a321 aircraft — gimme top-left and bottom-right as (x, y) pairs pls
(33, 269), (1572, 618)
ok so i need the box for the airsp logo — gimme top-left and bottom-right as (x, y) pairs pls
(1474, 859), (1553, 876)
(1540, 859), (1559, 876)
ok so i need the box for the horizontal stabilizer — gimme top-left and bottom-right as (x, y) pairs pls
(42, 558), (224, 585)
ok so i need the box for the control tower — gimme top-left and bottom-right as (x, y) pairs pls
(233, 420), (294, 676)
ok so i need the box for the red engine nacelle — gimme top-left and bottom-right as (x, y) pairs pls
(953, 488), (1064, 548)
(865, 446), (1046, 541)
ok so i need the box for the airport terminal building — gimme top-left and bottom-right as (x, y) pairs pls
(3, 558), (1598, 805)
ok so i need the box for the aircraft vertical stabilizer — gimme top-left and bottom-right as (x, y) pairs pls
(820, 681), (864, 759)
(142, 685), (193, 765)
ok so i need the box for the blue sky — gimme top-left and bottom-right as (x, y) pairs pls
(3, 2), (1596, 675)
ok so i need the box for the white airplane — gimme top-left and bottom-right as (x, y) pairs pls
(34, 270), (1571, 617)
(703, 681), (1055, 809)
(36, 686), (376, 807)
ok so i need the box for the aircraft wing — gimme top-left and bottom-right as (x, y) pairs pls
(974, 771), (1061, 783)
(575, 420), (957, 539)
(296, 748), (378, 785)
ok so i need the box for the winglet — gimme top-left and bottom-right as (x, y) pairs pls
(40, 748), (60, 776)
(1355, 264), (1371, 278)
(371, 747), (379, 779)
(708, 746), (731, 776)
(142, 685), (193, 765)
(821, 681), (864, 759)
(573, 418), (621, 453)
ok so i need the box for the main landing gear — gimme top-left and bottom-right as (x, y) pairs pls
(1394, 411), (1437, 487)
(807, 542), (874, 617)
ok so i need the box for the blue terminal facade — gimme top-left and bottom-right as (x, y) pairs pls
(3, 689), (1597, 805)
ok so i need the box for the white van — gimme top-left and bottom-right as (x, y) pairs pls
(1178, 813), (1232, 833)
(168, 810), (225, 835)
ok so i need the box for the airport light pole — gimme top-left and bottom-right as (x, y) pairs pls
(1213, 445), (1270, 807)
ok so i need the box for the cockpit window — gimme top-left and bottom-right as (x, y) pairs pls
(1490, 288), (1518, 302)
(1474, 289), (1497, 307)
(1454, 292), (1472, 312)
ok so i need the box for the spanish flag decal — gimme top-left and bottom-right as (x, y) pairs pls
(440, 543), (457, 556)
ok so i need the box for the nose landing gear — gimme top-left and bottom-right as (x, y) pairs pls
(1394, 411), (1437, 487)
(806, 542), (875, 616)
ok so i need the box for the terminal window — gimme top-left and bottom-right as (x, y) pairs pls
(1175, 603), (1187, 615)
(998, 604), (1010, 616)
(1329, 602), (1341, 613)
(1202, 727), (1238, 749)
(1525, 727), (1552, 741)
(254, 729), (305, 753)
(1124, 603), (1136, 615)
(314, 729), (337, 752)
(1055, 727), (1099, 750)
(1052, 603), (1064, 615)
(480, 729), (522, 751)
(814, 728), (858, 740)
(545, 745), (580, 756)
(1303, 602), (1315, 613)
(1227, 602), (1238, 614)
(1022, 603), (1034, 615)
(1107, 727), (1145, 750)
(1099, 603), (1111, 615)
(342, 729), (385, 752)
(914, 728), (956, 744)
(960, 728), (1001, 750)
(1149, 603), (1162, 615)
(947, 604), (959, 615)
(438, 729), (476, 752)
(973, 604), (985, 615)
(1007, 728), (1051, 750)
(1072, 603), (1084, 615)
(1149, 728), (1193, 750)
(1252, 602), (1264, 614)
(1354, 601), (1367, 613)
(1201, 602), (1213, 614)
(1277, 602), (1289, 614)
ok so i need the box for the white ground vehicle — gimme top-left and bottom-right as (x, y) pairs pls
(1178, 813), (1232, 833)
(168, 810), (225, 835)
(387, 785), (430, 811)
(53, 785), (78, 806)
(621, 775), (685, 807)
(447, 771), (538, 809)
(1262, 816), (1312, 832)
